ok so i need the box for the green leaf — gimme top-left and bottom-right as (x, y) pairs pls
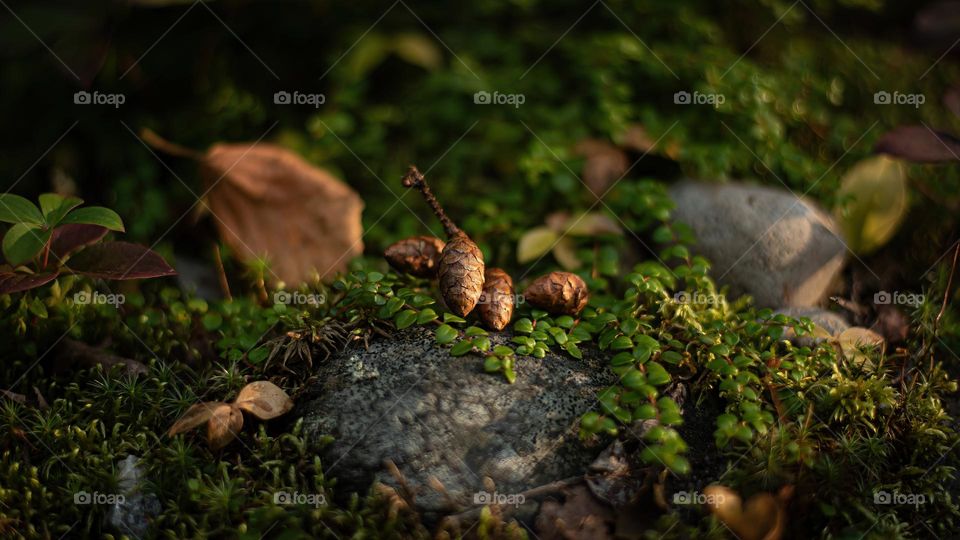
(449, 339), (474, 356)
(394, 309), (418, 329)
(60, 207), (125, 232)
(443, 313), (467, 324)
(39, 194), (83, 226)
(435, 324), (458, 344)
(645, 362), (671, 385)
(380, 297), (405, 318)
(473, 336), (491, 352)
(0, 194), (43, 224)
(564, 341), (582, 359)
(493, 345), (514, 356)
(483, 356), (502, 372)
(513, 318), (534, 334)
(3, 223), (51, 266)
(416, 308), (438, 324)
(28, 297), (48, 318)
(465, 326), (488, 337)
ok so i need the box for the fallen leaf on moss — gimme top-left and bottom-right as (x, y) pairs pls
(168, 402), (227, 436)
(167, 381), (294, 449)
(142, 130), (364, 285)
(207, 403), (243, 450)
(702, 485), (792, 540)
(535, 484), (614, 540)
(235, 380), (294, 420)
(573, 139), (628, 198)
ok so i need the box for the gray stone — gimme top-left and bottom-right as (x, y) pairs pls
(669, 180), (846, 308)
(299, 327), (615, 516)
(104, 455), (161, 538)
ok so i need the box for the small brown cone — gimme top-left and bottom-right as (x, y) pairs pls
(383, 236), (446, 278)
(438, 232), (485, 317)
(477, 268), (515, 331)
(525, 271), (589, 315)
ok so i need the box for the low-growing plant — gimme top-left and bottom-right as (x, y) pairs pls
(0, 193), (175, 293)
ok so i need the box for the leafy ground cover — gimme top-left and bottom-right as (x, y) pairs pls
(1, 0), (960, 538)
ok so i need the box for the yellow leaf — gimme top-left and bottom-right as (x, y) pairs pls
(552, 237), (582, 270)
(517, 227), (558, 264)
(834, 155), (908, 254)
(235, 381), (294, 420)
(167, 402), (227, 436)
(391, 33), (442, 70)
(207, 403), (243, 450)
(836, 327), (885, 368)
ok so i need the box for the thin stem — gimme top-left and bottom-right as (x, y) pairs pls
(402, 165), (460, 237)
(935, 239), (959, 333)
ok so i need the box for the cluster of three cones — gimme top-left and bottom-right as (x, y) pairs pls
(385, 166), (588, 331)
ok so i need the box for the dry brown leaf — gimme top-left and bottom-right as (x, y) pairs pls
(168, 401), (228, 436)
(617, 124), (658, 154)
(207, 403), (244, 450)
(702, 485), (791, 540)
(202, 143), (364, 285)
(477, 268), (515, 331)
(573, 139), (629, 198)
(525, 272), (589, 315)
(383, 235), (446, 277)
(235, 381), (294, 420)
(535, 485), (614, 540)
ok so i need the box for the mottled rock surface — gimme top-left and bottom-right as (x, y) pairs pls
(104, 455), (161, 538)
(299, 327), (615, 516)
(669, 180), (846, 308)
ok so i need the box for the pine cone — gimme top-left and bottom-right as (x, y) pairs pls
(438, 232), (485, 317)
(383, 236), (446, 277)
(525, 271), (589, 315)
(477, 268), (515, 331)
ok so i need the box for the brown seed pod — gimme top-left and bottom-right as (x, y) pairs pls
(477, 268), (515, 331)
(402, 166), (485, 316)
(383, 236), (446, 277)
(525, 271), (589, 315)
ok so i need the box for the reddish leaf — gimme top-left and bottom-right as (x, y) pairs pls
(48, 224), (108, 265)
(0, 271), (59, 294)
(66, 241), (176, 280)
(875, 125), (960, 162)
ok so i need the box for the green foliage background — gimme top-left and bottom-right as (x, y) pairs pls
(2, 0), (960, 538)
